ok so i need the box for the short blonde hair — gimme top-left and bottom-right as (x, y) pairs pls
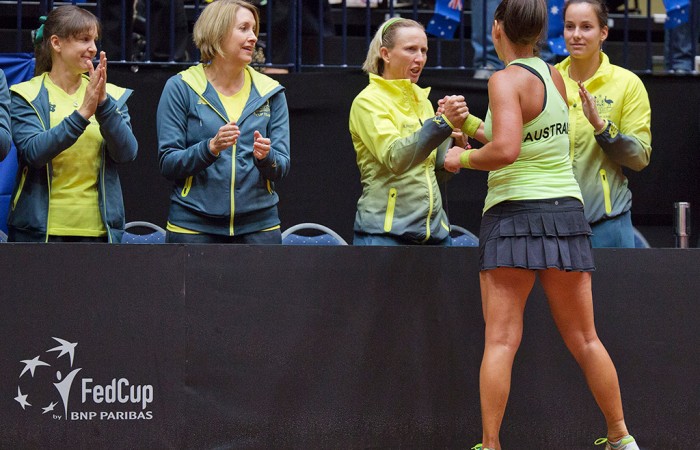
(193, 0), (260, 63)
(362, 18), (424, 75)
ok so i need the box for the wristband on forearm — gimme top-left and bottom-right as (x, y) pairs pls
(462, 114), (483, 138)
(459, 149), (475, 169)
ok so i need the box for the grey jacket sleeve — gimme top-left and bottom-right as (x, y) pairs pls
(386, 115), (453, 174)
(595, 120), (651, 172)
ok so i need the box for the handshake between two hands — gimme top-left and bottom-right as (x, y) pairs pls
(437, 95), (472, 173)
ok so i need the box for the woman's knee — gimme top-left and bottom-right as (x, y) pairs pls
(485, 323), (524, 351)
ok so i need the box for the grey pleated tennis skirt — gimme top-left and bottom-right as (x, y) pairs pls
(479, 197), (595, 272)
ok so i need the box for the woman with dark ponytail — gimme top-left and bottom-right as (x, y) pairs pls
(8, 5), (137, 242)
(444, 0), (640, 448)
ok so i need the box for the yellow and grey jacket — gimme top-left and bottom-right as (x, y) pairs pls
(556, 52), (652, 224)
(348, 74), (454, 243)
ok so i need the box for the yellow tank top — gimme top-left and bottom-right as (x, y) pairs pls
(482, 57), (582, 214)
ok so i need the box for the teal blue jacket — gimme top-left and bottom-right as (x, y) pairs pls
(0, 70), (10, 161)
(8, 74), (137, 242)
(157, 65), (290, 236)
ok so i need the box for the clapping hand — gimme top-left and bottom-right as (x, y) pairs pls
(209, 121), (240, 156)
(252, 130), (271, 160)
(78, 51), (107, 120)
(577, 80), (606, 133)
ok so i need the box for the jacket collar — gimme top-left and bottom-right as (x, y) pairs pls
(10, 73), (132, 127)
(368, 73), (431, 101)
(180, 64), (281, 98)
(559, 51), (613, 85)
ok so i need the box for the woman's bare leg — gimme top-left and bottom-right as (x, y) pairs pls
(538, 269), (629, 440)
(478, 267), (536, 449)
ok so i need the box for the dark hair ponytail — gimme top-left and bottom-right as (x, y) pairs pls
(33, 5), (101, 75)
(494, 0), (548, 47)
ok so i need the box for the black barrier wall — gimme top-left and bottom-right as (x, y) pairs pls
(1, 245), (699, 448)
(108, 67), (700, 248)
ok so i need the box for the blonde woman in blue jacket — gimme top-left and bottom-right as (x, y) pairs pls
(556, 0), (652, 247)
(157, 0), (290, 244)
(9, 6), (137, 243)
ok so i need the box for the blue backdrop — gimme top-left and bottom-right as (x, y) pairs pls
(0, 53), (34, 233)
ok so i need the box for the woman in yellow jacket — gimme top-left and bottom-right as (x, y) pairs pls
(349, 18), (467, 245)
(555, 0), (652, 247)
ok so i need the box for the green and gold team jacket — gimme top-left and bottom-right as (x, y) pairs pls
(556, 52), (652, 224)
(349, 74), (454, 243)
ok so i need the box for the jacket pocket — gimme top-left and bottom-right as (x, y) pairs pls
(181, 176), (193, 197)
(599, 169), (612, 214)
(383, 187), (397, 232)
(11, 166), (29, 210)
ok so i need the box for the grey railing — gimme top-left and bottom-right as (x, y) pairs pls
(0, 0), (695, 74)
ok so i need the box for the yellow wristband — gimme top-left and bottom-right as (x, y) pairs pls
(459, 149), (474, 169)
(441, 114), (455, 130)
(462, 115), (482, 138)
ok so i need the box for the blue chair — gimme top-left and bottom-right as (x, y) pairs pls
(121, 221), (166, 244)
(451, 224), (479, 247)
(281, 223), (348, 245)
(632, 226), (652, 248)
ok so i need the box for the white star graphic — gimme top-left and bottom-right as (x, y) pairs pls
(42, 402), (58, 414)
(550, 5), (560, 15)
(47, 337), (77, 367)
(14, 386), (31, 410)
(19, 355), (51, 378)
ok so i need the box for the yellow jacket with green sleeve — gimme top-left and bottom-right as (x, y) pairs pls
(348, 74), (454, 243)
(556, 52), (652, 224)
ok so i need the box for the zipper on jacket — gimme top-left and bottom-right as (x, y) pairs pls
(599, 169), (612, 214)
(11, 166), (29, 210)
(229, 143), (236, 236)
(192, 91), (237, 235)
(44, 166), (51, 243)
(423, 164), (433, 242)
(181, 176), (193, 197)
(383, 188), (397, 232)
(99, 147), (111, 242)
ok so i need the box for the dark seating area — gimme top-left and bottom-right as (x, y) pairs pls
(0, 0), (676, 71)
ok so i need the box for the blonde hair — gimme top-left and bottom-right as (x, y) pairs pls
(361, 18), (424, 75)
(193, 0), (260, 63)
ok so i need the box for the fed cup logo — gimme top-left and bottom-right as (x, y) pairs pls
(14, 337), (154, 421)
